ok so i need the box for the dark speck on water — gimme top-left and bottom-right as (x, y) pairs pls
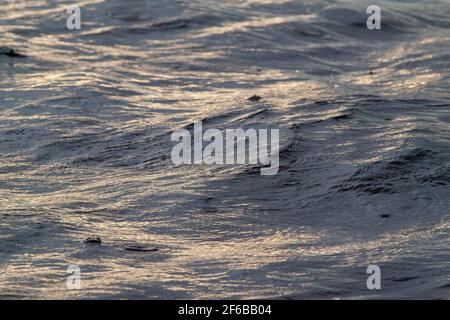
(125, 246), (159, 252)
(248, 95), (262, 102)
(84, 236), (102, 244)
(0, 47), (26, 58)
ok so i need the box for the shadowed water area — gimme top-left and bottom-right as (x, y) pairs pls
(0, 0), (449, 299)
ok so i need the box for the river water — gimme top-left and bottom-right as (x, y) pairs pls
(0, 0), (449, 299)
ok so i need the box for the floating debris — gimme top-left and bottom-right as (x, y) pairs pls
(0, 47), (26, 58)
(247, 95), (262, 102)
(380, 214), (391, 218)
(125, 245), (159, 252)
(150, 20), (188, 30)
(332, 114), (350, 121)
(84, 236), (102, 244)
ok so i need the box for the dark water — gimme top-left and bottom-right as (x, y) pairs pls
(0, 0), (449, 299)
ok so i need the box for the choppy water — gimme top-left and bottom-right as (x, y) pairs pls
(0, 0), (449, 299)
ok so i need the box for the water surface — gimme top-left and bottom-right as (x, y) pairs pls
(0, 0), (449, 299)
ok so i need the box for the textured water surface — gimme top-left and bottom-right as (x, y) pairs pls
(0, 0), (449, 299)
